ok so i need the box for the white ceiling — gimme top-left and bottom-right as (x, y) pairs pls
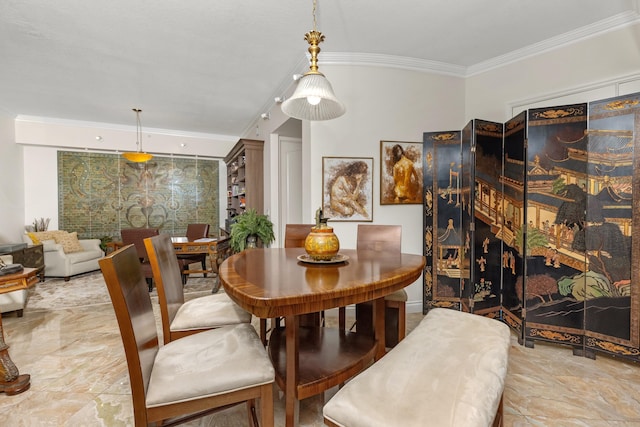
(1, 0), (638, 138)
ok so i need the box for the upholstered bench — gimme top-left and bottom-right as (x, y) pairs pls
(323, 308), (511, 427)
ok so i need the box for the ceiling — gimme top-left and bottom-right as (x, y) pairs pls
(1, 0), (638, 138)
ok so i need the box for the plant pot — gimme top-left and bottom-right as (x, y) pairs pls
(246, 235), (258, 249)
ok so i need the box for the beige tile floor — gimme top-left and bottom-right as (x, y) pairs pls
(1, 272), (640, 426)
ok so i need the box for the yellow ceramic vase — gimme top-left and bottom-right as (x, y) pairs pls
(304, 226), (340, 261)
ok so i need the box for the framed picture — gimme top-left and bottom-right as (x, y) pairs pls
(322, 157), (373, 222)
(380, 141), (423, 205)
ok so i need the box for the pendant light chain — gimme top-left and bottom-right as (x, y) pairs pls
(312, 0), (317, 32)
(134, 108), (143, 152)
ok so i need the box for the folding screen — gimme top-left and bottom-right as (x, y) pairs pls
(424, 92), (640, 361)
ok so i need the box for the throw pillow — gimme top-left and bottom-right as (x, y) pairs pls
(32, 231), (62, 243)
(27, 232), (41, 245)
(53, 231), (84, 254)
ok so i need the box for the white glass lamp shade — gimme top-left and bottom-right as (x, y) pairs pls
(281, 73), (346, 121)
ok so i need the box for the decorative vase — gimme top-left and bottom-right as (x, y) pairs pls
(305, 226), (340, 261)
(246, 235), (257, 249)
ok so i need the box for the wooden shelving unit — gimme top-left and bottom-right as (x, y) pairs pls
(224, 139), (264, 232)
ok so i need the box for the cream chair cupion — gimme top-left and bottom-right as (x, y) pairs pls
(0, 255), (28, 317)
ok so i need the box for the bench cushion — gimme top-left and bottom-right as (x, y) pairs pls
(323, 308), (511, 427)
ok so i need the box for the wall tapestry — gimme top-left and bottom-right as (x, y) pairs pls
(58, 152), (219, 240)
(322, 157), (373, 222)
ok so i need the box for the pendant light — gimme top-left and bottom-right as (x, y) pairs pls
(281, 0), (345, 121)
(122, 108), (153, 163)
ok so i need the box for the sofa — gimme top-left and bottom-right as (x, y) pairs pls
(22, 231), (104, 281)
(0, 254), (28, 316)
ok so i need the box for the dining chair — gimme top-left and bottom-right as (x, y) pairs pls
(145, 233), (252, 345)
(284, 224), (325, 326)
(120, 228), (161, 291)
(99, 244), (274, 427)
(178, 223), (211, 278)
(354, 224), (407, 348)
(259, 224), (320, 344)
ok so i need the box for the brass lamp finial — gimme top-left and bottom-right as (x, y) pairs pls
(304, 30), (325, 75)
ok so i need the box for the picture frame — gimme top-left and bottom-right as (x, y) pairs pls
(322, 157), (373, 222)
(380, 140), (423, 205)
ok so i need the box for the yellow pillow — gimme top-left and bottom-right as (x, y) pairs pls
(53, 231), (84, 254)
(27, 232), (41, 245)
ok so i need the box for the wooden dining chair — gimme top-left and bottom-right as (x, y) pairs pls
(259, 224), (319, 343)
(354, 224), (407, 348)
(120, 227), (159, 291)
(145, 233), (252, 345)
(284, 224), (325, 326)
(99, 244), (275, 427)
(178, 223), (211, 277)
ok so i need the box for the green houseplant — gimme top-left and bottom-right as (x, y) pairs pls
(229, 208), (275, 252)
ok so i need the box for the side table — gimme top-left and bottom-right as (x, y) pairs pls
(0, 267), (38, 395)
(3, 244), (45, 282)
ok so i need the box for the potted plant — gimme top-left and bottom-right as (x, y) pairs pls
(229, 209), (275, 252)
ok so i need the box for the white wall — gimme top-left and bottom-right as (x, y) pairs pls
(0, 111), (25, 242)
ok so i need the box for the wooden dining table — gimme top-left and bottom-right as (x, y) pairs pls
(218, 247), (425, 427)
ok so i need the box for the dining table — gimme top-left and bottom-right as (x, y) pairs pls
(218, 247), (425, 427)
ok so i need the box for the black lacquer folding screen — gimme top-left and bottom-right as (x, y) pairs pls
(424, 92), (640, 361)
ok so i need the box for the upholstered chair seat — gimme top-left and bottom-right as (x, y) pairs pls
(145, 233), (251, 344)
(99, 244), (274, 427)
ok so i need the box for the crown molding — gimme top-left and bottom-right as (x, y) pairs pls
(312, 10), (640, 79)
(467, 10), (640, 76)
(15, 115), (238, 142)
(320, 52), (467, 77)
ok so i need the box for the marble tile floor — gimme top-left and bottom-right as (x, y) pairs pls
(1, 272), (640, 426)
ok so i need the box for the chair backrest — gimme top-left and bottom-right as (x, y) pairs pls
(144, 233), (185, 344)
(99, 244), (158, 425)
(186, 223), (210, 241)
(284, 224), (315, 248)
(120, 228), (159, 261)
(357, 224), (402, 253)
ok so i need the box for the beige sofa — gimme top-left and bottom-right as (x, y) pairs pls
(0, 254), (28, 316)
(22, 232), (104, 281)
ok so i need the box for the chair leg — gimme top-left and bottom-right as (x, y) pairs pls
(338, 307), (346, 332)
(260, 319), (268, 345)
(247, 399), (258, 427)
(201, 259), (207, 278)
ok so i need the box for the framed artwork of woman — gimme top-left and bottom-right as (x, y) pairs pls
(322, 157), (373, 222)
(380, 141), (423, 205)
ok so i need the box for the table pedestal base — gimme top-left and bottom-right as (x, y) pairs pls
(0, 330), (30, 395)
(0, 374), (30, 395)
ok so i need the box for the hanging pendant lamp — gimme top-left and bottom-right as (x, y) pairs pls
(122, 108), (153, 163)
(281, 0), (345, 121)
